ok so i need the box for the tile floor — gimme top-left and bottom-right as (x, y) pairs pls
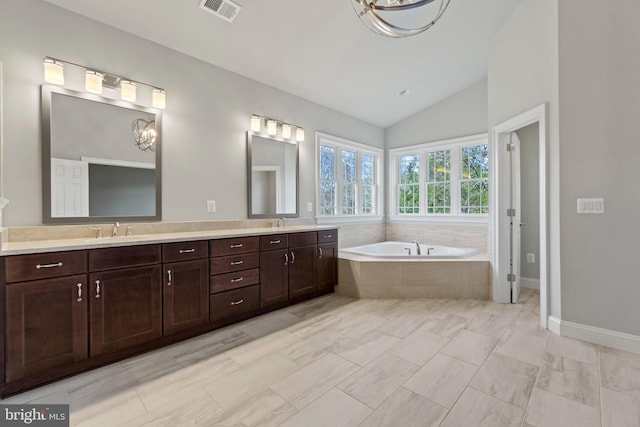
(3, 288), (640, 426)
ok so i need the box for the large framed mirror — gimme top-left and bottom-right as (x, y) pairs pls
(42, 85), (162, 224)
(247, 131), (298, 218)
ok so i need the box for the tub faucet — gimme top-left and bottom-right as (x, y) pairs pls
(112, 221), (120, 238)
(413, 240), (421, 255)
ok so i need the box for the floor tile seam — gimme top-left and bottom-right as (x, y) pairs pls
(466, 383), (530, 411)
(520, 327), (552, 426)
(439, 337), (499, 368)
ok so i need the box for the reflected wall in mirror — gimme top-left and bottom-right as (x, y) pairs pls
(247, 132), (298, 218)
(42, 85), (162, 224)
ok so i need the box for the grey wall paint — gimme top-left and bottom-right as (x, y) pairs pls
(488, 0), (560, 317)
(0, 0), (383, 226)
(89, 164), (155, 216)
(517, 123), (540, 281)
(386, 80), (488, 149)
(558, 0), (640, 336)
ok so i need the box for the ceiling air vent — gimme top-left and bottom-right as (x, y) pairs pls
(199, 0), (242, 23)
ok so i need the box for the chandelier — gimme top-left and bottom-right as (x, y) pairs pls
(132, 118), (157, 152)
(352, 0), (451, 38)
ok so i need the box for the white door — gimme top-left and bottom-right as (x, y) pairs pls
(508, 133), (522, 303)
(51, 158), (89, 217)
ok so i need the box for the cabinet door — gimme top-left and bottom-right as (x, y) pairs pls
(6, 275), (88, 382)
(259, 249), (289, 308)
(89, 265), (162, 356)
(164, 259), (209, 335)
(318, 243), (338, 291)
(289, 245), (318, 299)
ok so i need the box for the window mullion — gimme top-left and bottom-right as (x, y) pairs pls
(451, 146), (461, 215)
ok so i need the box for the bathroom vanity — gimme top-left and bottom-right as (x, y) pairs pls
(0, 227), (338, 397)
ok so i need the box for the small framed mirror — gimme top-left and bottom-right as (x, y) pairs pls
(247, 131), (298, 218)
(42, 85), (162, 224)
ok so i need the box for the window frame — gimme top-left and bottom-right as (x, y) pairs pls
(316, 132), (384, 224)
(388, 133), (489, 225)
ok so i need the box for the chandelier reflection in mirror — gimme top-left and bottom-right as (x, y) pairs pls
(352, 0), (451, 38)
(132, 118), (157, 152)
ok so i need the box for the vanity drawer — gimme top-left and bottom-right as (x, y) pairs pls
(89, 244), (161, 271)
(317, 229), (338, 244)
(5, 251), (87, 283)
(210, 268), (259, 293)
(209, 237), (259, 257)
(162, 241), (208, 262)
(210, 253), (259, 275)
(209, 285), (260, 323)
(259, 234), (288, 251)
(289, 231), (317, 247)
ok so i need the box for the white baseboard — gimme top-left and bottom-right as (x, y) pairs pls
(548, 316), (640, 354)
(521, 277), (540, 290)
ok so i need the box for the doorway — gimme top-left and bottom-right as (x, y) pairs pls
(492, 104), (548, 328)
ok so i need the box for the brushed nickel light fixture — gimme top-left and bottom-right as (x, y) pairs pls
(352, 0), (451, 38)
(249, 115), (304, 143)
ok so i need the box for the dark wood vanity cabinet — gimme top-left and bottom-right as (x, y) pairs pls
(259, 234), (289, 308)
(89, 245), (162, 357)
(288, 232), (318, 299)
(1, 228), (338, 396)
(210, 237), (261, 322)
(4, 251), (88, 382)
(317, 230), (338, 292)
(162, 241), (209, 335)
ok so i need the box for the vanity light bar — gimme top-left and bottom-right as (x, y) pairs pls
(41, 57), (166, 109)
(250, 114), (304, 143)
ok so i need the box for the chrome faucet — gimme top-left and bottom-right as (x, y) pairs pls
(277, 217), (286, 229)
(413, 240), (421, 255)
(112, 221), (120, 238)
(89, 226), (103, 239)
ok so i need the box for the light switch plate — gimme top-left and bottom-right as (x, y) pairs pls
(577, 198), (604, 214)
(207, 200), (216, 213)
(307, 202), (313, 212)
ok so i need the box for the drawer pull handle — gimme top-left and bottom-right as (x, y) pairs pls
(270, 240), (281, 245)
(167, 270), (172, 286)
(36, 262), (63, 269)
(230, 243), (244, 248)
(284, 253), (288, 265)
(179, 249), (196, 254)
(325, 234), (333, 238)
(231, 277), (244, 283)
(230, 260), (244, 266)
(291, 251), (295, 264)
(230, 299), (244, 306)
(77, 283), (83, 302)
(95, 280), (101, 298)
(319, 247), (323, 258)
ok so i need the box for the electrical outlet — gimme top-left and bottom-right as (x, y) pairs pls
(527, 253), (535, 263)
(307, 202), (313, 212)
(207, 200), (216, 213)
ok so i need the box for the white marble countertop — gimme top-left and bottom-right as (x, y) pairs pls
(0, 225), (338, 256)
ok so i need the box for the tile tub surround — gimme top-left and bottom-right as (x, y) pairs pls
(3, 289), (637, 426)
(337, 254), (490, 299)
(386, 222), (488, 251)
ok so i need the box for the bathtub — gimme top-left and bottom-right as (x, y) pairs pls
(340, 241), (478, 260)
(338, 241), (489, 299)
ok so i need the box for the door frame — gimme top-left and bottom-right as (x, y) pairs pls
(491, 104), (548, 328)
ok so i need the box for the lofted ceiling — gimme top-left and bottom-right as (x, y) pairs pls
(42, 0), (521, 128)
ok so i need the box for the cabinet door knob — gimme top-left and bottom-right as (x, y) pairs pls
(77, 283), (83, 302)
(230, 299), (244, 306)
(167, 270), (172, 286)
(95, 280), (101, 298)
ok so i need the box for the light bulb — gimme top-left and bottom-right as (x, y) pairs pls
(250, 115), (261, 132)
(152, 89), (166, 109)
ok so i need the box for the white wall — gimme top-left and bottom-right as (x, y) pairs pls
(558, 0), (640, 336)
(0, 0), (383, 226)
(488, 0), (560, 317)
(386, 79), (488, 149)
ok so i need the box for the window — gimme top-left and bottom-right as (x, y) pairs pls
(389, 134), (489, 222)
(316, 132), (383, 220)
